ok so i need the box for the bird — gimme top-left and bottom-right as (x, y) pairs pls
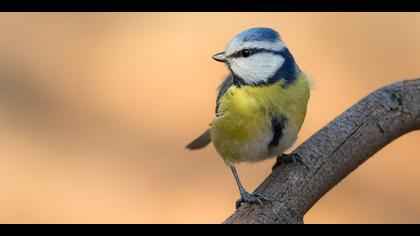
(186, 27), (311, 209)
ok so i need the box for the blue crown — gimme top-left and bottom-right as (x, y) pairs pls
(234, 27), (280, 42)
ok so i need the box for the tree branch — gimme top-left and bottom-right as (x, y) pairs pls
(224, 79), (420, 224)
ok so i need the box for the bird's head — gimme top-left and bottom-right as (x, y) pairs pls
(213, 27), (296, 86)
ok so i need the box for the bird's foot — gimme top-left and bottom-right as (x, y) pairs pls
(272, 153), (310, 170)
(235, 191), (270, 209)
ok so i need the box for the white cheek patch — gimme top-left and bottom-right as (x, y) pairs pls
(230, 53), (285, 84)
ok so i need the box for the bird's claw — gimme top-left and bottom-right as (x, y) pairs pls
(272, 153), (310, 170)
(235, 192), (271, 209)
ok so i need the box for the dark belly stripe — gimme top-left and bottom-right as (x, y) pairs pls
(269, 116), (286, 149)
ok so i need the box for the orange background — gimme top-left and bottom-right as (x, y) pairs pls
(0, 13), (419, 223)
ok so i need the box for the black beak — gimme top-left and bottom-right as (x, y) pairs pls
(212, 52), (227, 63)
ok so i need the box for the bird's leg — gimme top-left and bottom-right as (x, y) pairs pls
(272, 153), (310, 171)
(230, 166), (270, 209)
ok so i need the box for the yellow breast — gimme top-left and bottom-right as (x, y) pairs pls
(210, 72), (310, 165)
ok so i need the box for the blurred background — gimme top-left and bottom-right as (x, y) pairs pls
(0, 13), (419, 223)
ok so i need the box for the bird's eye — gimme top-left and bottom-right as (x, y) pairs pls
(240, 49), (251, 57)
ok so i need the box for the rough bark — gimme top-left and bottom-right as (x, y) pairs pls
(224, 79), (420, 224)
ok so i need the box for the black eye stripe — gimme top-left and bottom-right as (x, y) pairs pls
(228, 48), (282, 58)
(241, 49), (251, 57)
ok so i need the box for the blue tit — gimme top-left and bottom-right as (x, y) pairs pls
(186, 27), (310, 208)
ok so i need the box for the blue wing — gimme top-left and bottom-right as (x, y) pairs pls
(186, 75), (233, 150)
(215, 75), (233, 116)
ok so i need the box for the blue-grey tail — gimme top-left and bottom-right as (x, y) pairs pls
(186, 129), (211, 150)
